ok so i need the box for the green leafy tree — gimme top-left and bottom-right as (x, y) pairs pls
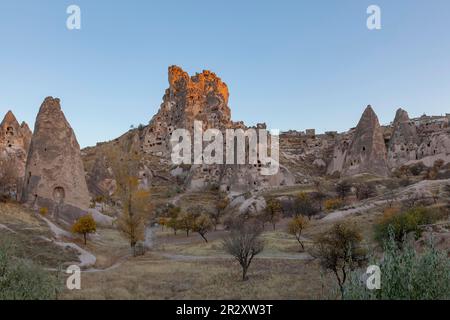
(344, 232), (450, 300)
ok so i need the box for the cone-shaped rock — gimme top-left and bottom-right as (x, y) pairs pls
(22, 97), (90, 223)
(0, 110), (32, 177)
(342, 105), (389, 177)
(387, 108), (419, 167)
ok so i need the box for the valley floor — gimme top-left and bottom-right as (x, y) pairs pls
(1, 177), (449, 300)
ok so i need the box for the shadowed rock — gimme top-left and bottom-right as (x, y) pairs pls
(21, 97), (90, 224)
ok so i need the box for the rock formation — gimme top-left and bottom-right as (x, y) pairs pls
(387, 108), (419, 167)
(140, 65), (232, 157)
(341, 105), (389, 177)
(326, 106), (389, 177)
(21, 97), (90, 224)
(387, 109), (450, 168)
(82, 66), (294, 195)
(0, 111), (32, 175)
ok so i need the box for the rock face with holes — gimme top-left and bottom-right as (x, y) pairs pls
(387, 108), (450, 168)
(82, 66), (295, 195)
(21, 97), (90, 224)
(140, 65), (232, 157)
(326, 105), (389, 177)
(0, 111), (32, 166)
(0, 111), (32, 176)
(387, 108), (420, 167)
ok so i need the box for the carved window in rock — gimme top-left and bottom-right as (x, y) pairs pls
(6, 127), (14, 136)
(53, 187), (66, 204)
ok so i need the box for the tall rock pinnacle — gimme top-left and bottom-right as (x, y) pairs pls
(0, 110), (32, 178)
(387, 108), (419, 167)
(21, 97), (90, 223)
(342, 105), (389, 177)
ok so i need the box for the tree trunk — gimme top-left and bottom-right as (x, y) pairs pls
(242, 266), (248, 281)
(83, 233), (87, 245)
(200, 233), (208, 243)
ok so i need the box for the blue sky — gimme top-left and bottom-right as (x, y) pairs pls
(0, 0), (449, 147)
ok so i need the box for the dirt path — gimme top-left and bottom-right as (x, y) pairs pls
(39, 215), (97, 269)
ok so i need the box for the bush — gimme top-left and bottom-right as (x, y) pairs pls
(39, 207), (48, 216)
(0, 245), (59, 300)
(324, 198), (344, 212)
(295, 192), (319, 219)
(374, 207), (443, 246)
(335, 180), (352, 200)
(409, 162), (426, 176)
(343, 233), (450, 300)
(355, 183), (377, 200)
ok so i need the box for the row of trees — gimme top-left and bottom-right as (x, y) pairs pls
(158, 206), (214, 242)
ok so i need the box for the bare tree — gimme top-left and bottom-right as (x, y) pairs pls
(223, 222), (264, 281)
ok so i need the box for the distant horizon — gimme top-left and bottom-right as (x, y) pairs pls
(1, 0), (450, 148)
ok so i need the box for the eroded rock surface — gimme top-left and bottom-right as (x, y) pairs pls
(21, 97), (90, 224)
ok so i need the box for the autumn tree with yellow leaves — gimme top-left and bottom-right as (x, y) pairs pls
(72, 214), (97, 245)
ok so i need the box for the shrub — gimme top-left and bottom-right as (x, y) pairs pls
(39, 207), (48, 216)
(343, 233), (450, 300)
(0, 245), (59, 300)
(374, 207), (443, 246)
(295, 192), (319, 219)
(409, 162), (426, 176)
(324, 198), (344, 212)
(335, 180), (352, 200)
(355, 183), (377, 200)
